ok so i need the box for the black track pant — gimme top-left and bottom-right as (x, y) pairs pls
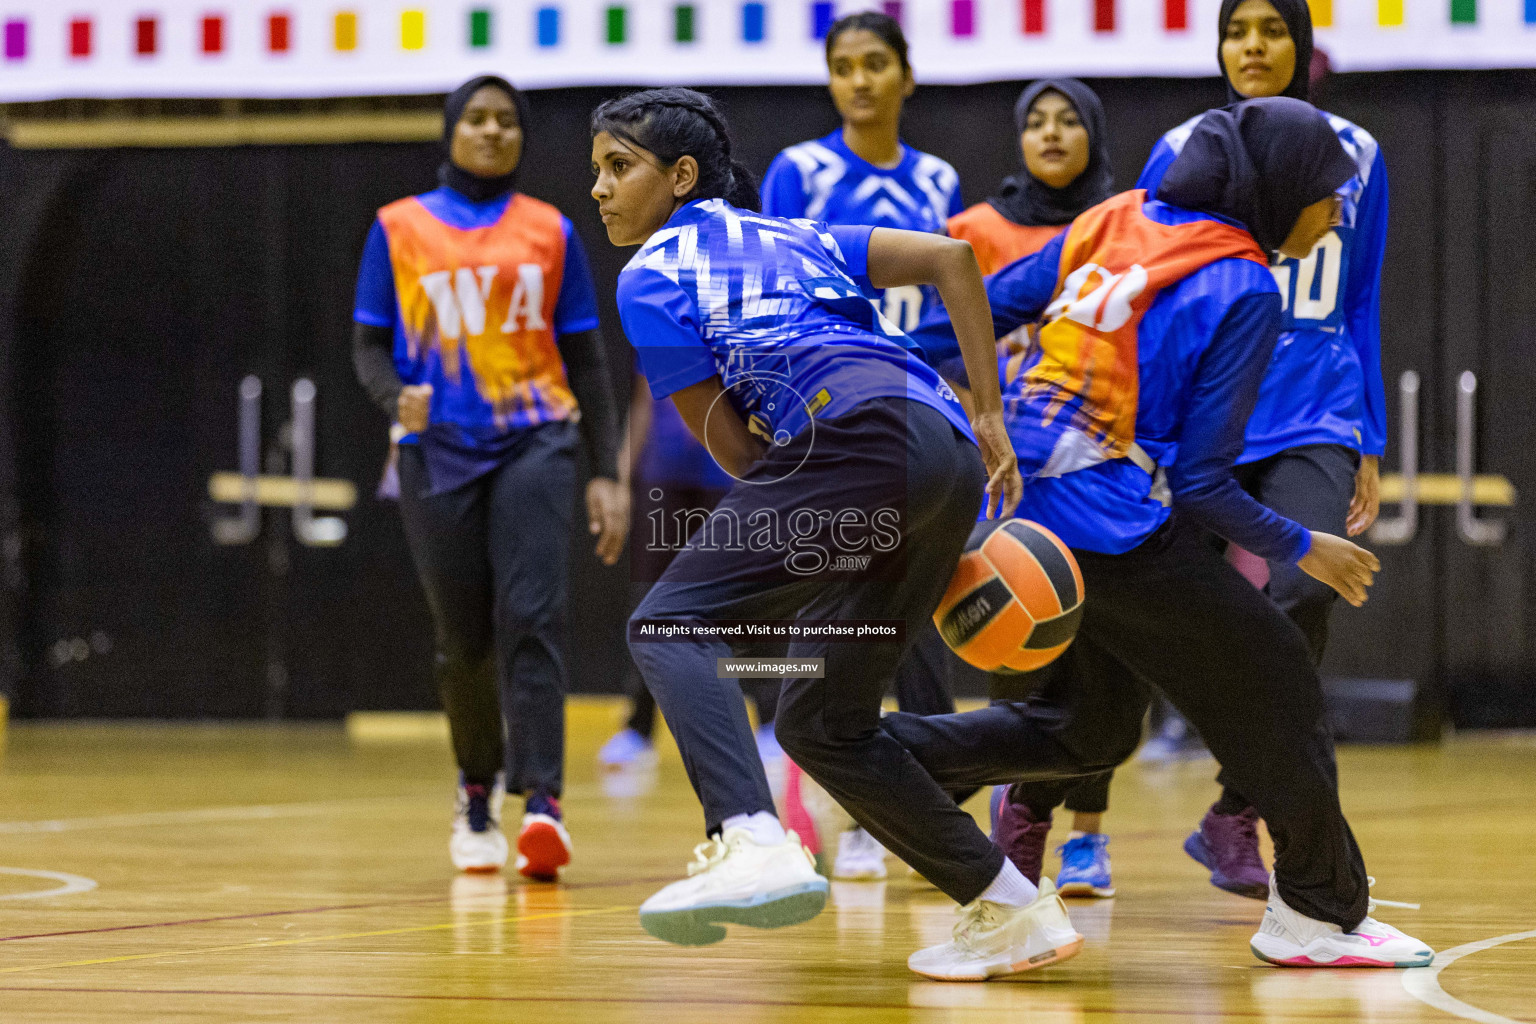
(1028, 443), (1361, 815)
(397, 424), (576, 796)
(631, 399), (1001, 902)
(623, 483), (779, 738)
(880, 518), (1371, 929)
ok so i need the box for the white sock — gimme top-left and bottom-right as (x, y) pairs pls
(721, 811), (785, 846)
(978, 858), (1039, 907)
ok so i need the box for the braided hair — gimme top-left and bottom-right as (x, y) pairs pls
(590, 88), (761, 212)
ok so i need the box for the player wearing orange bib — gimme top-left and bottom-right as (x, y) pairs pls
(903, 98), (1431, 972)
(947, 78), (1124, 897)
(948, 79), (1114, 279)
(352, 76), (625, 880)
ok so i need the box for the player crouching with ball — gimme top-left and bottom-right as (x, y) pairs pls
(590, 86), (1099, 978)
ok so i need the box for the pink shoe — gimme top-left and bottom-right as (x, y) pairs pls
(780, 759), (821, 857)
(1251, 874), (1432, 968)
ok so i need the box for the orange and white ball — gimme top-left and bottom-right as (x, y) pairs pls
(933, 519), (1085, 673)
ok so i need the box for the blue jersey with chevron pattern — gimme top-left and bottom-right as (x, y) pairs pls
(615, 199), (972, 448)
(1138, 111), (1389, 461)
(761, 131), (963, 333)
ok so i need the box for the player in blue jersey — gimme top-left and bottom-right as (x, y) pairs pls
(1131, 0), (1387, 896)
(352, 76), (626, 880)
(900, 97), (1430, 973)
(990, 0), (1392, 904)
(761, 10), (963, 335)
(760, 9), (967, 878)
(585, 88), (1096, 973)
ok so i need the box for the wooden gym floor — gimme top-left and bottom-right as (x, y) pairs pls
(0, 698), (1533, 1023)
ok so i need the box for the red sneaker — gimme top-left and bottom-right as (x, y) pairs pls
(517, 797), (572, 881)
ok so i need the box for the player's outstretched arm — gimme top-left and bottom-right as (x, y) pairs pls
(863, 228), (1021, 518)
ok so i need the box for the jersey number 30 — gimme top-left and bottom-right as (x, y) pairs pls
(1272, 230), (1342, 323)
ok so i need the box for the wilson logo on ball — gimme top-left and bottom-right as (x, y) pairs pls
(934, 519), (1084, 673)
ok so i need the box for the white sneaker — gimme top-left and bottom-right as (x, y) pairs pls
(834, 826), (889, 880)
(449, 778), (508, 873)
(1250, 873), (1433, 968)
(639, 827), (829, 946)
(907, 878), (1085, 981)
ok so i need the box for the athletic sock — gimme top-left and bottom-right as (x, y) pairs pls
(526, 791), (562, 820)
(978, 857), (1040, 907)
(721, 811), (786, 846)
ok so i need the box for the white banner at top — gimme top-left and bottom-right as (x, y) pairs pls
(1, 0), (1533, 102)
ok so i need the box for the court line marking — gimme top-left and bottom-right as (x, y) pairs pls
(1401, 929), (1536, 1024)
(0, 796), (425, 835)
(0, 984), (1386, 1017)
(0, 868), (97, 901)
(0, 783), (611, 836)
(0, 904), (630, 976)
(0, 875), (675, 943)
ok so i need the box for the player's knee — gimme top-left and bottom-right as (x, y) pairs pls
(1058, 700), (1145, 769)
(772, 699), (838, 766)
(496, 586), (563, 636)
(1103, 720), (1144, 766)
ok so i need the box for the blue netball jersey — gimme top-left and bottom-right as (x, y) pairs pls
(1138, 112), (1388, 462)
(616, 198), (972, 450)
(761, 131), (963, 333)
(913, 203), (1305, 562)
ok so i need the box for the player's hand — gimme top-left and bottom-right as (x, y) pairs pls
(397, 384), (433, 434)
(972, 410), (1021, 520)
(587, 476), (630, 566)
(1298, 530), (1380, 607)
(1347, 454), (1381, 536)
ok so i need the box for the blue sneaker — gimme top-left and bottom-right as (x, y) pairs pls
(1055, 834), (1116, 898)
(598, 727), (656, 769)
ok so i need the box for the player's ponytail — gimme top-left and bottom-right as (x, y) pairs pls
(725, 158), (761, 212)
(591, 88), (761, 212)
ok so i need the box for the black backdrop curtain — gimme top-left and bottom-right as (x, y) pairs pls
(0, 72), (1526, 720)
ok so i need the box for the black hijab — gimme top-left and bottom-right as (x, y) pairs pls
(987, 78), (1115, 227)
(1219, 0), (1312, 103)
(1156, 97), (1354, 253)
(439, 74), (531, 202)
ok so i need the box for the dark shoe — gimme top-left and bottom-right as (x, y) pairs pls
(991, 788), (1054, 885)
(1184, 805), (1269, 900)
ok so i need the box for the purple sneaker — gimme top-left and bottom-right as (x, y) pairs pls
(1183, 805), (1269, 900)
(990, 788), (1054, 885)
